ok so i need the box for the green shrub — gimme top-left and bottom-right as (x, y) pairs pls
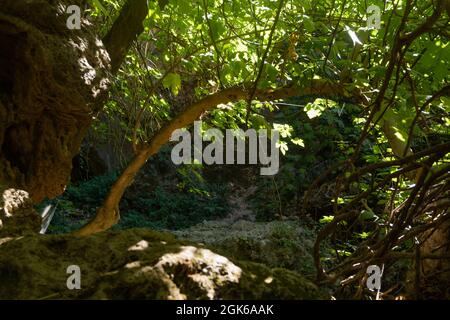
(250, 101), (364, 221)
(64, 172), (119, 211)
(38, 162), (231, 233)
(118, 183), (230, 230)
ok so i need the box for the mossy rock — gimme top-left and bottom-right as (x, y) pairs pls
(0, 228), (328, 299)
(174, 219), (323, 278)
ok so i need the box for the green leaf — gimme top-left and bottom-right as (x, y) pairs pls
(303, 16), (315, 32)
(249, 114), (270, 129)
(162, 73), (182, 95)
(359, 209), (376, 221)
(276, 141), (289, 155)
(88, 0), (108, 15)
(291, 138), (305, 147)
(210, 20), (226, 40)
(357, 232), (371, 239)
(320, 215), (334, 224)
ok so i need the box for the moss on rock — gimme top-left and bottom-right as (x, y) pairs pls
(0, 228), (328, 299)
(173, 219), (323, 278)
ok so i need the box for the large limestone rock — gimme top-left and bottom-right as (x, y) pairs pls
(0, 228), (328, 299)
(0, 0), (110, 202)
(0, 188), (41, 236)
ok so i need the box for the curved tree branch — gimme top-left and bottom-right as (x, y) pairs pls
(73, 80), (360, 236)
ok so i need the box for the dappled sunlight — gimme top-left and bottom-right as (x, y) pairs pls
(2, 189), (30, 218)
(0, 237), (14, 246)
(1, 0), (449, 301)
(128, 240), (149, 251)
(124, 261), (141, 269)
(264, 276), (273, 284)
(134, 245), (242, 300)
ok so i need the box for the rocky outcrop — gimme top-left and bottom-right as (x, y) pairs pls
(0, 228), (328, 299)
(0, 0), (110, 202)
(0, 188), (41, 237)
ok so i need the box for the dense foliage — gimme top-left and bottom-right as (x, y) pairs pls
(35, 0), (450, 299)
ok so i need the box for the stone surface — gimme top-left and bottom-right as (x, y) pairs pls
(0, 188), (41, 236)
(174, 219), (322, 277)
(0, 228), (328, 299)
(0, 0), (110, 202)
